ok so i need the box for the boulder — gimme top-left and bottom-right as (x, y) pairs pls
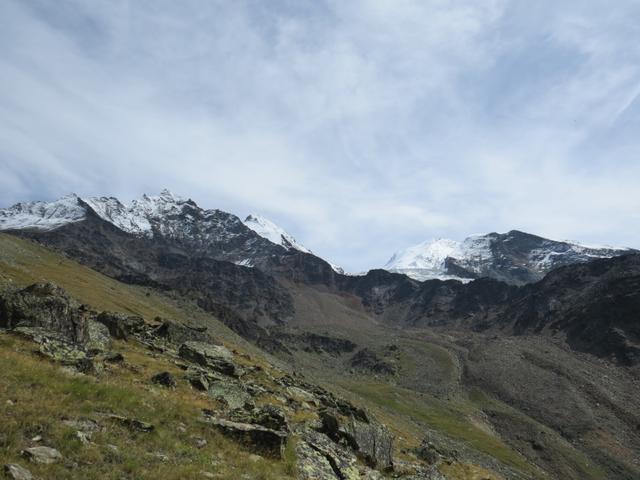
(207, 381), (251, 409)
(152, 319), (209, 345)
(3, 464), (33, 480)
(151, 371), (177, 389)
(0, 283), (90, 344)
(205, 417), (287, 458)
(295, 440), (341, 480)
(343, 417), (393, 469)
(96, 312), (145, 340)
(85, 319), (111, 353)
(319, 409), (394, 469)
(22, 446), (63, 464)
(228, 405), (289, 433)
(299, 430), (360, 480)
(179, 341), (241, 377)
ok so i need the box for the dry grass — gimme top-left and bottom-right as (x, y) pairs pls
(0, 333), (296, 479)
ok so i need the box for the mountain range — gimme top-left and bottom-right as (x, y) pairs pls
(1, 190), (639, 480)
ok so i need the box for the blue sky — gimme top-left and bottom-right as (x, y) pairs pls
(1, 0), (640, 271)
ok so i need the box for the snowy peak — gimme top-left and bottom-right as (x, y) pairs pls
(384, 238), (467, 281)
(243, 214), (347, 274)
(0, 194), (85, 232)
(243, 214), (311, 254)
(385, 230), (635, 284)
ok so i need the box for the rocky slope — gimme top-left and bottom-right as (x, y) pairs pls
(385, 230), (635, 284)
(0, 276), (459, 479)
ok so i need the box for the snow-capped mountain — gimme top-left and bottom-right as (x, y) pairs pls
(0, 190), (345, 274)
(244, 214), (311, 253)
(0, 194), (86, 232)
(385, 230), (636, 284)
(243, 214), (345, 274)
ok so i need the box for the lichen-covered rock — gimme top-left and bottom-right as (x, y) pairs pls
(228, 405), (289, 433)
(343, 417), (393, 469)
(300, 430), (361, 480)
(179, 341), (241, 377)
(296, 440), (340, 480)
(320, 409), (394, 469)
(96, 312), (145, 340)
(0, 283), (90, 344)
(85, 319), (111, 352)
(208, 380), (251, 409)
(204, 417), (287, 458)
(3, 463), (33, 480)
(22, 446), (63, 464)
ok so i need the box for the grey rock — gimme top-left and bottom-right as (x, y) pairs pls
(99, 413), (154, 432)
(152, 318), (209, 345)
(0, 283), (90, 344)
(320, 409), (394, 469)
(96, 312), (145, 340)
(299, 430), (360, 480)
(228, 405), (289, 433)
(85, 319), (111, 353)
(343, 417), (393, 469)
(22, 446), (63, 464)
(151, 371), (177, 388)
(208, 381), (251, 409)
(179, 341), (241, 377)
(204, 417), (287, 458)
(3, 464), (33, 480)
(295, 440), (340, 480)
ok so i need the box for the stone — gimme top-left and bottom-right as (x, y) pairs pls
(22, 446), (63, 464)
(319, 409), (394, 469)
(85, 319), (111, 353)
(208, 381), (251, 410)
(343, 417), (394, 469)
(152, 319), (209, 345)
(186, 368), (210, 391)
(151, 371), (177, 388)
(179, 341), (241, 377)
(299, 430), (360, 480)
(62, 418), (100, 433)
(99, 413), (154, 432)
(228, 405), (289, 433)
(295, 441), (340, 480)
(0, 283), (89, 344)
(96, 312), (145, 340)
(416, 441), (441, 464)
(204, 417), (287, 458)
(3, 464), (33, 480)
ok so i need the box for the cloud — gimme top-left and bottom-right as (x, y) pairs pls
(1, 0), (640, 271)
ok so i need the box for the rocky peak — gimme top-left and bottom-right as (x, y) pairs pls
(385, 230), (636, 285)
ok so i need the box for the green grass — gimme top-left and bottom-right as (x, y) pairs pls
(0, 333), (295, 480)
(468, 388), (609, 480)
(340, 381), (537, 476)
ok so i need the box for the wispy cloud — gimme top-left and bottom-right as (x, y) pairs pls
(1, 0), (640, 270)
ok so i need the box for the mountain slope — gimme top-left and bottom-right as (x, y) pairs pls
(386, 230), (635, 284)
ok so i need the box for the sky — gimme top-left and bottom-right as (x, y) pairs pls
(2, 0), (640, 272)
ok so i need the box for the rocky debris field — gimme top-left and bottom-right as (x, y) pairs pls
(0, 283), (451, 479)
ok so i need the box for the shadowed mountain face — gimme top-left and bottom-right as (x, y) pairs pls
(2, 193), (639, 366)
